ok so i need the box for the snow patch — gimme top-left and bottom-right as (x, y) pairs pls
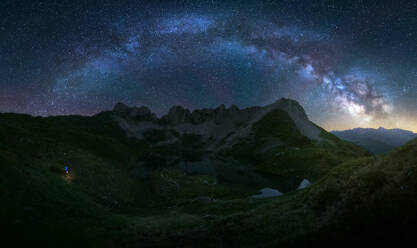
(297, 179), (312, 189)
(251, 188), (282, 198)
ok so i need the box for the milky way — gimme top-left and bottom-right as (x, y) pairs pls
(1, 0), (417, 131)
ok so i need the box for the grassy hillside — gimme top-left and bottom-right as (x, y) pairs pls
(0, 113), (154, 246)
(120, 138), (417, 247)
(223, 110), (369, 190)
(303, 138), (417, 246)
(3, 110), (401, 247)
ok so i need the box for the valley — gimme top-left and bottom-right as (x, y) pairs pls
(4, 99), (415, 247)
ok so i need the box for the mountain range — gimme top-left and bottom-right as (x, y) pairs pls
(331, 127), (417, 154)
(2, 98), (417, 247)
(110, 98), (367, 190)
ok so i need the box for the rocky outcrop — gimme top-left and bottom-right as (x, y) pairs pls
(106, 98), (361, 194)
(161, 106), (192, 124)
(111, 98), (322, 145)
(266, 98), (320, 140)
(159, 103), (245, 125)
(113, 103), (157, 122)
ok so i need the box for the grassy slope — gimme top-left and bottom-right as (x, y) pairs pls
(224, 109), (369, 187)
(302, 138), (417, 246)
(0, 113), (155, 246)
(124, 139), (417, 247)
(0, 112), (278, 246)
(213, 138), (417, 247)
(4, 110), (405, 247)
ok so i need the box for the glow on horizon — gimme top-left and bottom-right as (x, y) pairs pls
(319, 115), (417, 133)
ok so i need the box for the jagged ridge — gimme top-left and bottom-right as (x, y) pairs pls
(111, 98), (321, 145)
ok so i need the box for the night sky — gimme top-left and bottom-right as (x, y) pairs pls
(1, 0), (417, 131)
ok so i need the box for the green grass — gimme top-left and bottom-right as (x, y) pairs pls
(223, 111), (369, 190)
(2, 111), (415, 247)
(0, 113), (156, 245)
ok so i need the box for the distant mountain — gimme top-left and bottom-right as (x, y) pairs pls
(331, 127), (417, 154)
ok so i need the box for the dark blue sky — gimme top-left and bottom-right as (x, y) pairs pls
(1, 0), (417, 131)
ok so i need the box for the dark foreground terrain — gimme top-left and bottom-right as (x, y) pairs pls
(1, 98), (417, 247)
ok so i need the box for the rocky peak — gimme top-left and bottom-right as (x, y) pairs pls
(269, 98), (309, 121)
(228, 104), (239, 113)
(214, 104), (227, 124)
(262, 98), (320, 140)
(189, 108), (215, 124)
(113, 102), (157, 122)
(215, 104), (226, 112)
(111, 98), (317, 136)
(113, 102), (129, 114)
(112, 98), (311, 124)
(111, 98), (320, 140)
(161, 106), (192, 124)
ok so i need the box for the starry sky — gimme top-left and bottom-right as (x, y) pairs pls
(1, 0), (417, 131)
